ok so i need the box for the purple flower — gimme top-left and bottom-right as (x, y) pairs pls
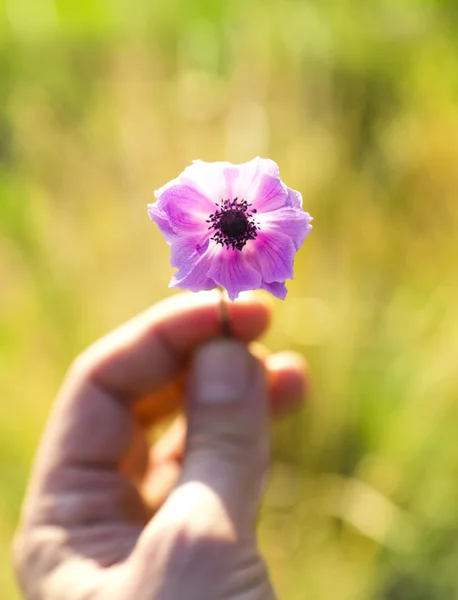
(148, 157), (313, 301)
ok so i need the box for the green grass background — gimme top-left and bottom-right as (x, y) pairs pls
(2, 1), (458, 598)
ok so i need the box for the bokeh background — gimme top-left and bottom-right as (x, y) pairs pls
(2, 1), (458, 598)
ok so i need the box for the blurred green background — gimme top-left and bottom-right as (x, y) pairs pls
(2, 0), (458, 598)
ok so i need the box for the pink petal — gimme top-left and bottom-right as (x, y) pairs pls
(147, 203), (176, 242)
(240, 157), (280, 181)
(250, 173), (288, 213)
(261, 281), (288, 300)
(235, 157), (279, 191)
(286, 186), (303, 208)
(207, 246), (262, 301)
(170, 235), (210, 272)
(231, 157), (284, 208)
(222, 166), (240, 201)
(258, 207), (313, 250)
(253, 230), (296, 283)
(170, 244), (218, 293)
(148, 158), (313, 300)
(258, 157), (280, 177)
(158, 184), (213, 235)
(179, 160), (236, 204)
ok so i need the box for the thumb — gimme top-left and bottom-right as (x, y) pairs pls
(129, 340), (273, 599)
(180, 339), (270, 529)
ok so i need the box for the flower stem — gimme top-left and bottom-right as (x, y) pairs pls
(218, 286), (232, 337)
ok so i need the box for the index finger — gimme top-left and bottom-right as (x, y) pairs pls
(79, 290), (271, 398)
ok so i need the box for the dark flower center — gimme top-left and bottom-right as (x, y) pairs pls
(207, 198), (259, 251)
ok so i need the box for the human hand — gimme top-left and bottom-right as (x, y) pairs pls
(13, 292), (308, 600)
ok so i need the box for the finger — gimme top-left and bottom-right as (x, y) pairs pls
(138, 340), (270, 550)
(119, 421), (150, 483)
(140, 351), (308, 439)
(21, 292), (271, 528)
(249, 341), (271, 362)
(250, 345), (309, 415)
(133, 377), (184, 427)
(267, 351), (309, 416)
(122, 415), (186, 492)
(142, 461), (182, 511)
(131, 345), (305, 429)
(150, 416), (187, 465)
(131, 351), (308, 483)
(82, 291), (271, 398)
(127, 352), (308, 493)
(139, 417), (186, 511)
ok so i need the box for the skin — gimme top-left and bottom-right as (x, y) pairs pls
(13, 291), (309, 600)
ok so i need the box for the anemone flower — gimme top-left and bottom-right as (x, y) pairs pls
(148, 157), (312, 301)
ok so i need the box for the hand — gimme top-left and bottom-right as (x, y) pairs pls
(13, 292), (308, 600)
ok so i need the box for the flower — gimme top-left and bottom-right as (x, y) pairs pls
(148, 157), (313, 301)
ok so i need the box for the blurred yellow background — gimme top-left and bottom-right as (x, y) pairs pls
(2, 1), (458, 598)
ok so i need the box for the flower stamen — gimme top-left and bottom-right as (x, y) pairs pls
(206, 198), (258, 251)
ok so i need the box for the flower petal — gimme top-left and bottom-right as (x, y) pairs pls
(240, 157), (280, 181)
(250, 173), (288, 213)
(286, 186), (303, 208)
(253, 230), (296, 283)
(170, 235), (210, 271)
(207, 246), (262, 301)
(158, 184), (213, 235)
(179, 160), (236, 204)
(258, 207), (313, 250)
(170, 244), (218, 293)
(147, 203), (176, 242)
(148, 158), (313, 300)
(222, 166), (240, 201)
(261, 281), (288, 300)
(231, 157), (285, 210)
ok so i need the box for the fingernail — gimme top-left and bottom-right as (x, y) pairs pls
(192, 340), (252, 405)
